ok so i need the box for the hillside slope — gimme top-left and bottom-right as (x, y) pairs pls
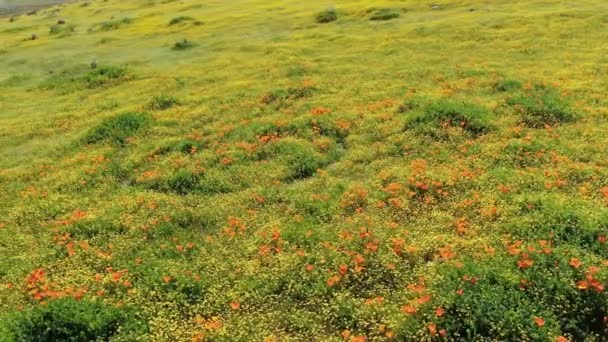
(1, 0), (608, 341)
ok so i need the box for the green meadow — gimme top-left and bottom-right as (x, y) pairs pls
(1, 0), (608, 340)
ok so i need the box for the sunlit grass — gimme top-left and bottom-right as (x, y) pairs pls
(1, 0), (608, 340)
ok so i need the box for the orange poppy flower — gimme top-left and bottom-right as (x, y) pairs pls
(534, 317), (545, 327)
(401, 304), (416, 314)
(569, 258), (582, 268)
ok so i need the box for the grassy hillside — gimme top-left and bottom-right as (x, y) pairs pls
(1, 0), (608, 340)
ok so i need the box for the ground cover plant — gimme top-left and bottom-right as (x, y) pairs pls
(1, 0), (608, 341)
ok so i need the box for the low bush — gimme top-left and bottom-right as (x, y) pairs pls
(260, 84), (317, 107)
(146, 94), (179, 110)
(1, 298), (126, 342)
(169, 16), (194, 26)
(403, 99), (495, 137)
(97, 17), (133, 31)
(507, 87), (577, 127)
(172, 39), (196, 50)
(49, 24), (76, 37)
(66, 218), (127, 239)
(266, 139), (327, 180)
(82, 112), (152, 146)
(315, 8), (338, 23)
(494, 78), (522, 92)
(370, 8), (401, 21)
(165, 169), (201, 195)
(81, 65), (127, 88)
(499, 140), (551, 167)
(418, 250), (608, 341)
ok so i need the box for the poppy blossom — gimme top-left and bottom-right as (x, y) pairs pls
(569, 258), (582, 268)
(534, 317), (545, 327)
(401, 304), (416, 314)
(427, 322), (437, 336)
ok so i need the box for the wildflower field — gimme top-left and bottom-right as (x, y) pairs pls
(1, 0), (608, 341)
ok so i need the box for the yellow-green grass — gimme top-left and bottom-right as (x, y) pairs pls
(1, 0), (608, 340)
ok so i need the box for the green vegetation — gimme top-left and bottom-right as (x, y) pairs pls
(169, 16), (194, 26)
(1, 0), (608, 341)
(96, 17), (133, 31)
(403, 98), (495, 137)
(146, 94), (179, 110)
(81, 65), (127, 88)
(369, 8), (401, 21)
(39, 64), (127, 93)
(172, 39), (195, 50)
(508, 86), (578, 127)
(82, 112), (151, 146)
(1, 298), (127, 341)
(49, 23), (75, 37)
(315, 8), (338, 23)
(494, 78), (523, 92)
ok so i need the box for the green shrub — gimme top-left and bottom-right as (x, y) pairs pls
(494, 79), (522, 92)
(97, 17), (133, 31)
(49, 24), (76, 36)
(404, 99), (495, 137)
(39, 65), (127, 92)
(507, 87), (577, 127)
(172, 39), (196, 50)
(499, 140), (551, 167)
(422, 251), (608, 341)
(315, 8), (338, 23)
(370, 8), (400, 21)
(169, 16), (194, 26)
(507, 201), (606, 252)
(272, 140), (326, 180)
(396, 96), (428, 113)
(260, 84), (316, 107)
(165, 169), (200, 195)
(83, 112), (152, 146)
(146, 95), (179, 110)
(176, 140), (202, 154)
(81, 65), (127, 88)
(66, 219), (126, 239)
(2, 298), (125, 342)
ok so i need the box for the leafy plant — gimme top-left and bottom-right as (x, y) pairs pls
(165, 169), (201, 195)
(169, 16), (194, 26)
(315, 8), (338, 23)
(370, 8), (401, 21)
(507, 87), (577, 127)
(97, 17), (133, 31)
(494, 78), (522, 92)
(146, 95), (179, 110)
(81, 65), (127, 88)
(172, 39), (196, 50)
(1, 298), (126, 342)
(49, 24), (76, 37)
(82, 112), (152, 146)
(404, 99), (495, 137)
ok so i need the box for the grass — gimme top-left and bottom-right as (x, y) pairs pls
(1, 0), (608, 341)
